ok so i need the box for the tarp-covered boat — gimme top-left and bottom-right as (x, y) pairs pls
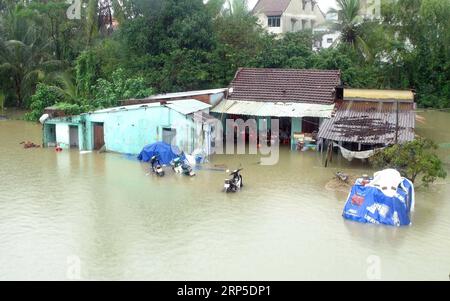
(342, 169), (415, 227)
(137, 142), (184, 165)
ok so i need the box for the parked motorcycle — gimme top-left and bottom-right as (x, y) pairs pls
(150, 155), (165, 177)
(224, 168), (243, 192)
(171, 157), (183, 174)
(171, 157), (195, 177)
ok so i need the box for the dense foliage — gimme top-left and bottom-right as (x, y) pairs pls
(0, 0), (449, 120)
(370, 137), (447, 186)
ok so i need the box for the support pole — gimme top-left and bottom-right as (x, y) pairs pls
(395, 100), (399, 144)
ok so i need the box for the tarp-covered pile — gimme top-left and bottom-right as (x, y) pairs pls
(137, 142), (184, 165)
(342, 169), (415, 226)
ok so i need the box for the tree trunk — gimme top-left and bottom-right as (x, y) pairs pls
(14, 78), (22, 108)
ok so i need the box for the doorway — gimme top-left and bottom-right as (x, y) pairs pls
(93, 123), (105, 150)
(162, 127), (177, 145)
(44, 124), (57, 147)
(279, 117), (291, 145)
(69, 125), (79, 148)
(302, 117), (320, 134)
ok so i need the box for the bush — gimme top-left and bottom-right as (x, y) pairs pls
(54, 102), (85, 116)
(91, 68), (153, 108)
(25, 84), (66, 121)
(370, 137), (447, 186)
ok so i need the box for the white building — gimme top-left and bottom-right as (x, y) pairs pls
(252, 0), (326, 35)
(320, 31), (340, 49)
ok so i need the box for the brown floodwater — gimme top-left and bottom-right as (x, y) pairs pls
(0, 111), (449, 280)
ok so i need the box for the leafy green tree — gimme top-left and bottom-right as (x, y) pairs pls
(118, 0), (217, 92)
(380, 0), (450, 108)
(25, 83), (66, 121)
(0, 2), (64, 108)
(207, 0), (265, 85)
(370, 137), (447, 186)
(0, 38), (61, 108)
(253, 31), (314, 68)
(92, 68), (153, 108)
(329, 0), (372, 60)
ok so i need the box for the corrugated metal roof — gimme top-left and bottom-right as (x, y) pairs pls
(119, 88), (228, 105)
(144, 88), (227, 100)
(86, 99), (210, 116)
(211, 99), (335, 118)
(318, 100), (416, 145)
(90, 102), (161, 114)
(228, 68), (341, 104)
(165, 99), (211, 115)
(344, 89), (414, 101)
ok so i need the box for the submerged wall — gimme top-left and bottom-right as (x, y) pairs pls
(44, 106), (207, 155)
(43, 116), (84, 149)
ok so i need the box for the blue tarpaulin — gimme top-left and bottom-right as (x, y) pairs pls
(342, 177), (415, 227)
(137, 142), (184, 165)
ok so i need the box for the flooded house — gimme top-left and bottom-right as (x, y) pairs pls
(41, 98), (213, 155)
(211, 67), (343, 150)
(317, 88), (416, 162)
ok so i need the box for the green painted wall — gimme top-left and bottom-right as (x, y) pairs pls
(291, 117), (302, 149)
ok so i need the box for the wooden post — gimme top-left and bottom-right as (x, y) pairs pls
(395, 100), (399, 144)
(324, 141), (333, 168)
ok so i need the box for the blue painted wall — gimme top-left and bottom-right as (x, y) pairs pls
(86, 106), (202, 154)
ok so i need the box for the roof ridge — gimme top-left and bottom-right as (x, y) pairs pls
(237, 67), (340, 73)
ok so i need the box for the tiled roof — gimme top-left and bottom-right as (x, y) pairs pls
(318, 100), (416, 145)
(228, 68), (341, 104)
(252, 0), (291, 15)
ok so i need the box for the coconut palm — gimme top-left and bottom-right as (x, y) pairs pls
(328, 0), (371, 59)
(206, 0), (249, 17)
(0, 26), (63, 107)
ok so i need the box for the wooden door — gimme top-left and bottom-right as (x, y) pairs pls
(93, 123), (104, 150)
(69, 126), (79, 148)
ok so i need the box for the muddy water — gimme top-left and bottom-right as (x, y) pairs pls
(0, 111), (449, 280)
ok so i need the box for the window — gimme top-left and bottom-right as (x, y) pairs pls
(302, 19), (307, 29)
(268, 16), (281, 27)
(327, 38), (333, 43)
(302, 0), (307, 10)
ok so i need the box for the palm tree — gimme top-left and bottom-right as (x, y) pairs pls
(0, 4), (63, 108)
(206, 0), (249, 18)
(329, 0), (371, 59)
(224, 0), (249, 17)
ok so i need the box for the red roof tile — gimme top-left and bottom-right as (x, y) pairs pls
(228, 68), (341, 104)
(252, 0), (292, 15)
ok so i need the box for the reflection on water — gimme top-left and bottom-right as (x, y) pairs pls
(1, 111), (450, 280)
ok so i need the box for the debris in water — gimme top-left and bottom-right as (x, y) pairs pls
(20, 141), (40, 149)
(325, 173), (358, 193)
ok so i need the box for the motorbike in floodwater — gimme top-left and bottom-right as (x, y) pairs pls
(171, 157), (196, 177)
(224, 168), (243, 192)
(150, 155), (165, 177)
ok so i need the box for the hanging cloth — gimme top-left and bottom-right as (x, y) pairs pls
(333, 143), (384, 161)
